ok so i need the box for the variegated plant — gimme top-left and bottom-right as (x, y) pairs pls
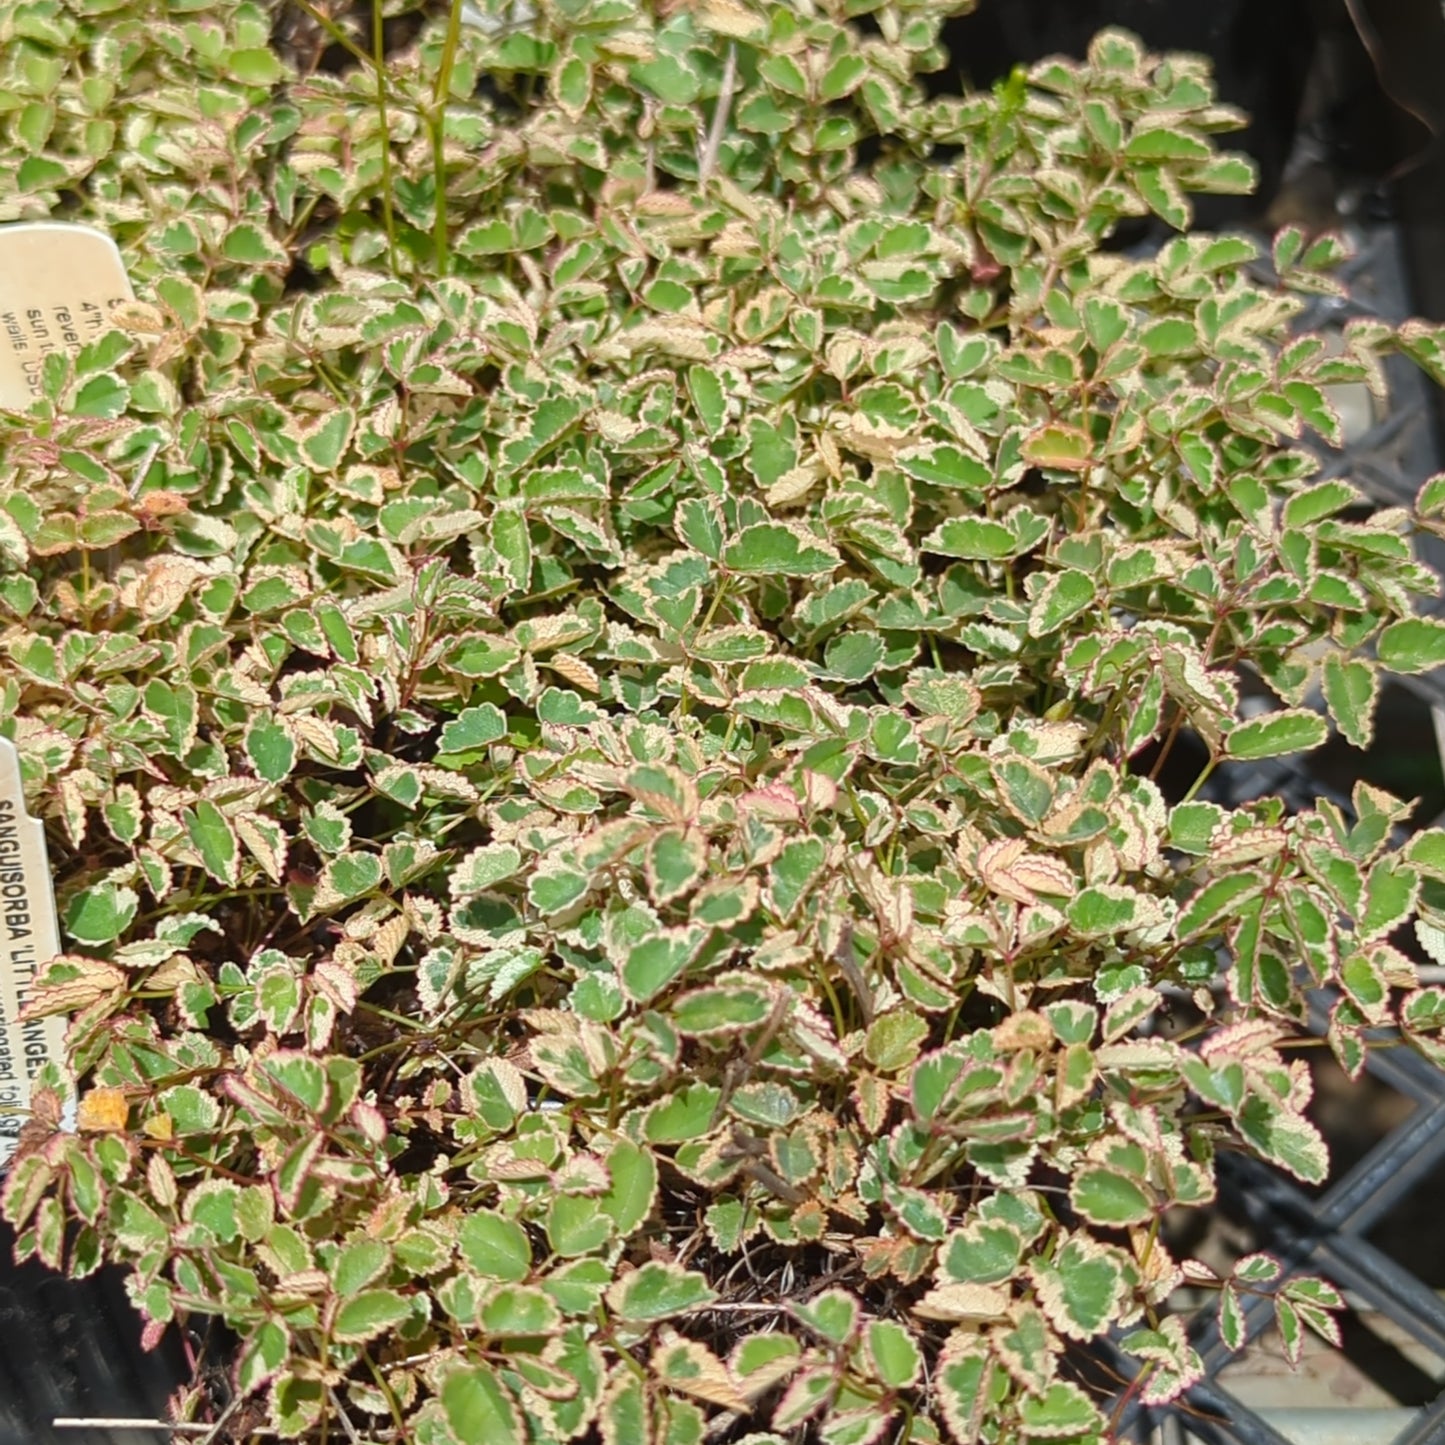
(4, 0), (1445, 1441)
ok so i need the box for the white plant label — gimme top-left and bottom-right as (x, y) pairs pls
(0, 221), (134, 411)
(0, 221), (130, 1161)
(0, 737), (66, 1166)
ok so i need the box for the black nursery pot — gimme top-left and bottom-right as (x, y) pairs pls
(0, 1217), (186, 1445)
(939, 0), (1324, 223)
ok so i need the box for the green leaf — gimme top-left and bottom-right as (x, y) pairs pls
(229, 46), (285, 84)
(632, 53), (700, 104)
(621, 929), (702, 1003)
(1342, 951), (1387, 1013)
(687, 365), (726, 435)
(865, 1319), (921, 1389)
(888, 1183), (951, 1241)
(599, 1370), (648, 1445)
(1360, 859), (1418, 940)
(262, 1054), (328, 1112)
(1135, 163), (1190, 229)
(80, 510), (141, 548)
(547, 1194), (613, 1257)
(245, 719), (297, 783)
(103, 786), (143, 846)
(599, 1138), (658, 1236)
(819, 52), (867, 101)
(1168, 802), (1224, 855)
(1379, 617), (1445, 674)
(479, 1284), (562, 1337)
(542, 1260), (612, 1318)
(767, 837), (827, 921)
(332, 1239), (390, 1298)
(1408, 830), (1445, 879)
(1028, 569), (1096, 636)
(458, 1211), (532, 1282)
(1283, 382), (1342, 445)
(723, 522), (841, 577)
(537, 688), (604, 726)
(299, 409), (354, 471)
(1282, 479), (1360, 527)
(184, 801), (240, 887)
(65, 882), (139, 945)
(222, 221), (285, 266)
(1125, 128), (1211, 161)
(864, 1012), (930, 1074)
(936, 1343), (994, 1445)
(924, 515), (1038, 561)
(1067, 886), (1139, 937)
(144, 680), (198, 757)
(441, 1364), (524, 1445)
(256, 968), (301, 1035)
(1238, 1100), (1329, 1184)
(1219, 1285), (1247, 1352)
(941, 1221), (1023, 1285)
(643, 278), (693, 313)
(1082, 295), (1129, 350)
(17, 155), (70, 191)
(646, 827), (708, 905)
(676, 498), (723, 560)
(528, 865), (589, 916)
(792, 1288), (859, 1344)
(1227, 709), (1328, 760)
(449, 635), (523, 677)
(236, 1318), (289, 1395)
(1034, 1236), (1125, 1340)
(439, 704), (508, 753)
(332, 1288), (411, 1343)
(452, 843), (523, 897)
(645, 1084), (722, 1144)
(1021, 425), (1091, 470)
(1071, 1168), (1154, 1226)
(606, 1261), (716, 1322)
(1139, 317), (1196, 357)
(821, 631), (887, 682)
(490, 510), (532, 591)
(318, 852), (382, 906)
(1177, 873), (1264, 937)
(736, 90), (795, 133)
(672, 984), (771, 1036)
(1018, 1382), (1105, 1437)
(1321, 655), (1378, 749)
(72, 373), (129, 419)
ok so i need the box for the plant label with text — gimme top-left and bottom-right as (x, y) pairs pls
(0, 737), (67, 1166)
(0, 222), (133, 411)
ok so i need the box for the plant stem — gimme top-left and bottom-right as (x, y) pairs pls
(372, 0), (400, 276)
(1148, 706), (1185, 783)
(1178, 756), (1218, 806)
(430, 0), (467, 275)
(698, 43), (737, 184)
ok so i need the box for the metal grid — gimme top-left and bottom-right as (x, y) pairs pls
(1116, 1016), (1445, 1445)
(1112, 217), (1445, 1445)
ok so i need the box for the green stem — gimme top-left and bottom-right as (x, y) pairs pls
(372, 0), (400, 277)
(1178, 757), (1218, 806)
(364, 1354), (408, 1442)
(430, 0), (467, 275)
(697, 574), (730, 636)
(812, 957), (848, 1038)
(293, 0), (372, 68)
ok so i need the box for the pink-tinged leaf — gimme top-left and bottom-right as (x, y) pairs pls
(1275, 1296), (1305, 1366)
(1219, 1284), (1247, 1352)
(236, 1319), (289, 1395)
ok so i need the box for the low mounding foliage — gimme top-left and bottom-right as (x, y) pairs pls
(8, 0), (1445, 1440)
